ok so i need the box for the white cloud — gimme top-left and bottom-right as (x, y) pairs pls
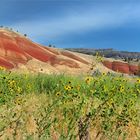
(10, 3), (140, 42)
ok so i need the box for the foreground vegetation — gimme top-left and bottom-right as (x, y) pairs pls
(0, 70), (140, 140)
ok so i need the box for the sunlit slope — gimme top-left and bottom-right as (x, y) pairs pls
(0, 28), (92, 73)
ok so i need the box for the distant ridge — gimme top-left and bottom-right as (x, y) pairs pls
(65, 48), (140, 60)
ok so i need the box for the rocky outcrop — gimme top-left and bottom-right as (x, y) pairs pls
(102, 60), (139, 75)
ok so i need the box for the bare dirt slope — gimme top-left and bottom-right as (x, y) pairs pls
(0, 28), (109, 75)
(1, 28), (138, 75)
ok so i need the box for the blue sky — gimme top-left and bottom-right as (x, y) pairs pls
(1, 0), (140, 52)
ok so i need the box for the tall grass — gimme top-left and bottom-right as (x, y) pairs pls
(0, 71), (140, 139)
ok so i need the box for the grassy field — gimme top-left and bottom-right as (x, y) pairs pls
(0, 70), (140, 140)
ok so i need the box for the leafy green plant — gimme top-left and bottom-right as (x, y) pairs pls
(0, 70), (139, 139)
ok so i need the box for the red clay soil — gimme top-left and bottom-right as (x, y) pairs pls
(50, 58), (80, 68)
(102, 60), (139, 75)
(0, 57), (14, 69)
(129, 65), (139, 75)
(43, 46), (60, 55)
(61, 51), (89, 65)
(0, 29), (89, 69)
(15, 37), (56, 62)
(0, 37), (30, 67)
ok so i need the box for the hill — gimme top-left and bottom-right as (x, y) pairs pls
(0, 28), (94, 75)
(0, 28), (139, 76)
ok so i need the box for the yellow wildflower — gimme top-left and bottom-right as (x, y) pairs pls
(136, 79), (140, 84)
(0, 66), (6, 71)
(120, 86), (125, 92)
(64, 85), (71, 91)
(102, 72), (106, 76)
(17, 87), (22, 94)
(14, 97), (22, 105)
(56, 92), (61, 96)
(85, 76), (92, 84)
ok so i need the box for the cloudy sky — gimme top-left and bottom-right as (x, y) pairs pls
(1, 0), (140, 52)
